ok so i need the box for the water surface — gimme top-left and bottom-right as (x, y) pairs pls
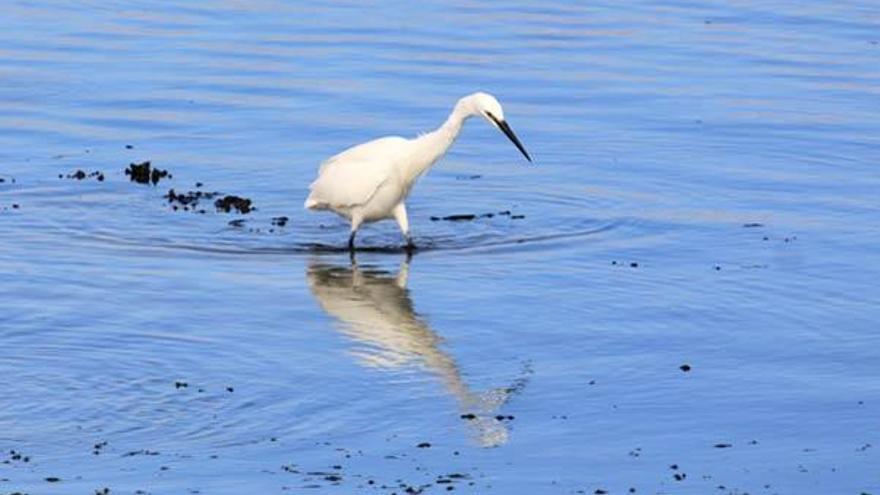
(1, 1), (879, 494)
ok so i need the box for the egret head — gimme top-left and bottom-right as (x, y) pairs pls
(466, 92), (532, 162)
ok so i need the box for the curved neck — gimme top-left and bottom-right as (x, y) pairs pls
(407, 100), (472, 178)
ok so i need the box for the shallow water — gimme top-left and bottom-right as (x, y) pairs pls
(1, 1), (879, 494)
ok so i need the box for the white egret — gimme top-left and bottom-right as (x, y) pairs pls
(304, 92), (531, 251)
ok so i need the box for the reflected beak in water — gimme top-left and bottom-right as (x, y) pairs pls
(489, 115), (532, 162)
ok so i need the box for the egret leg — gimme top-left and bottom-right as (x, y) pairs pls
(392, 202), (415, 250)
(348, 214), (363, 252)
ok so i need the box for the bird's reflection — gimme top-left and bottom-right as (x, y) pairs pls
(306, 256), (521, 447)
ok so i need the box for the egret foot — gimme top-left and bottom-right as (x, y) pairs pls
(348, 231), (356, 252)
(404, 239), (417, 257)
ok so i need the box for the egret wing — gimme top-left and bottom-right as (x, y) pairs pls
(318, 136), (408, 174)
(307, 137), (408, 209)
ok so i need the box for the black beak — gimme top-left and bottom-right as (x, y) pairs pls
(491, 116), (532, 162)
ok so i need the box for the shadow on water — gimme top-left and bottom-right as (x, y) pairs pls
(305, 257), (530, 448)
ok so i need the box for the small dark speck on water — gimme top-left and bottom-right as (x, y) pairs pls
(714, 443), (732, 448)
(417, 442), (431, 448)
(680, 364), (692, 372)
(630, 262), (639, 268)
(175, 380), (188, 389)
(226, 386), (234, 393)
(125, 144), (133, 149)
(45, 477), (61, 482)
(743, 223), (764, 228)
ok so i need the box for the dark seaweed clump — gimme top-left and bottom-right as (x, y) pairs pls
(125, 161), (171, 185)
(165, 188), (256, 215)
(164, 188), (219, 213)
(215, 195), (253, 214)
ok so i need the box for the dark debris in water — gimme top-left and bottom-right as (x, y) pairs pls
(430, 210), (523, 222)
(4, 449), (31, 464)
(271, 216), (289, 227)
(742, 222), (764, 228)
(611, 261), (641, 269)
(214, 195), (254, 214)
(165, 188), (219, 213)
(60, 169), (104, 181)
(125, 161), (171, 185)
(93, 441), (108, 456)
(121, 449), (160, 457)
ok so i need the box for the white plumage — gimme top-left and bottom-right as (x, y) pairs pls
(305, 92), (531, 250)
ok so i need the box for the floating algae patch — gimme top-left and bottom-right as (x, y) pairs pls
(214, 195), (254, 214)
(125, 161), (171, 185)
(164, 188), (255, 214)
(164, 188), (220, 213)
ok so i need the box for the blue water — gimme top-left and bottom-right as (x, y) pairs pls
(1, 1), (879, 494)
